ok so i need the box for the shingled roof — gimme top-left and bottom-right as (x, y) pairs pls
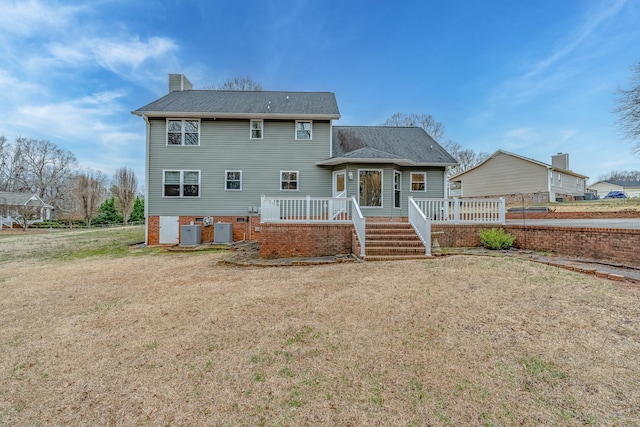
(132, 90), (340, 119)
(605, 180), (640, 187)
(0, 191), (51, 208)
(317, 126), (458, 166)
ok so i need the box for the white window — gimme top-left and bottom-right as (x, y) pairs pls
(167, 119), (200, 146)
(250, 120), (263, 139)
(557, 172), (562, 186)
(295, 120), (312, 140)
(163, 170), (200, 197)
(280, 171), (298, 191)
(225, 170), (242, 190)
(359, 169), (383, 207)
(410, 172), (427, 192)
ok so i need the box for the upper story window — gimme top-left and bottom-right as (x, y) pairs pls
(280, 171), (298, 191)
(163, 170), (200, 197)
(410, 172), (427, 192)
(556, 172), (562, 186)
(576, 178), (583, 190)
(225, 170), (242, 191)
(167, 119), (200, 146)
(250, 120), (263, 139)
(295, 121), (312, 140)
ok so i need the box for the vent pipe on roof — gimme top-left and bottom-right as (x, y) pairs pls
(168, 74), (193, 92)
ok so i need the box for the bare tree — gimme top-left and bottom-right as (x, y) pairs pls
(442, 141), (489, 177)
(0, 135), (24, 191)
(112, 167), (138, 225)
(598, 170), (640, 181)
(383, 113), (445, 141)
(382, 113), (488, 176)
(76, 169), (107, 227)
(204, 76), (263, 91)
(14, 204), (42, 232)
(614, 61), (640, 154)
(9, 137), (78, 210)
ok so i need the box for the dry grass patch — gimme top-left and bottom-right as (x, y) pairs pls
(0, 235), (639, 425)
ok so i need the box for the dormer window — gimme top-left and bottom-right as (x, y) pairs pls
(250, 120), (263, 139)
(167, 119), (200, 146)
(295, 120), (312, 140)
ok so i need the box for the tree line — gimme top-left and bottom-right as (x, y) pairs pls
(0, 135), (142, 228)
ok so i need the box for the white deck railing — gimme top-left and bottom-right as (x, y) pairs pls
(412, 197), (505, 224)
(1, 215), (14, 229)
(351, 196), (366, 257)
(260, 195), (354, 223)
(408, 197), (431, 256)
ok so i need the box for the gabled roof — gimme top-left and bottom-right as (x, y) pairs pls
(132, 90), (340, 120)
(449, 149), (588, 180)
(317, 126), (458, 167)
(0, 191), (52, 208)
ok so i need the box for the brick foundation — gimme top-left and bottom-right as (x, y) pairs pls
(147, 214), (640, 267)
(147, 215), (261, 246)
(259, 223), (353, 259)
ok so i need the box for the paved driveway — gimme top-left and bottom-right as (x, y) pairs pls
(506, 218), (640, 230)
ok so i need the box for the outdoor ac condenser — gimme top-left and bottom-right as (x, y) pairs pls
(213, 222), (233, 244)
(180, 225), (202, 246)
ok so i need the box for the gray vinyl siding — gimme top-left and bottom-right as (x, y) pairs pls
(334, 163), (445, 217)
(458, 154), (547, 197)
(550, 171), (586, 196)
(147, 118), (333, 216)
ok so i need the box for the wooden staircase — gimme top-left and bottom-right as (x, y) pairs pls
(363, 222), (431, 261)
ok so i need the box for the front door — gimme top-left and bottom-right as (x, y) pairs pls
(332, 170), (347, 219)
(159, 216), (179, 244)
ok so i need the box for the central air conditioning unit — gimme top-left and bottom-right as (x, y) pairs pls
(180, 224), (202, 246)
(213, 222), (233, 244)
(202, 216), (213, 226)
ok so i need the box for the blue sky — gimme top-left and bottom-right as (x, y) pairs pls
(1, 0), (639, 187)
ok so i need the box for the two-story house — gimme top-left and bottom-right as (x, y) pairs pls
(449, 150), (589, 204)
(132, 74), (458, 246)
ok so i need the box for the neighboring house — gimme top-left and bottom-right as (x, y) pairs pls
(0, 191), (52, 229)
(132, 74), (458, 245)
(588, 180), (640, 198)
(449, 150), (589, 203)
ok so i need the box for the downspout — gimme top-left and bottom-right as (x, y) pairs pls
(143, 114), (150, 245)
(444, 166), (450, 198)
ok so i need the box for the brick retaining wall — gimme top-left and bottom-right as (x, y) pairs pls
(260, 222), (640, 267)
(432, 224), (640, 266)
(259, 223), (353, 259)
(506, 211), (640, 220)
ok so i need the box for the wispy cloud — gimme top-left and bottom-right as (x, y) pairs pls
(46, 36), (178, 76)
(489, 0), (629, 105)
(523, 0), (628, 80)
(0, 0), (84, 36)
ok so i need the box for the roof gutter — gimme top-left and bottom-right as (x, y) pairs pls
(131, 111), (340, 120)
(316, 157), (459, 167)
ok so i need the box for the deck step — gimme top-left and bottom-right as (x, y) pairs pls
(362, 221), (428, 260)
(365, 255), (434, 261)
